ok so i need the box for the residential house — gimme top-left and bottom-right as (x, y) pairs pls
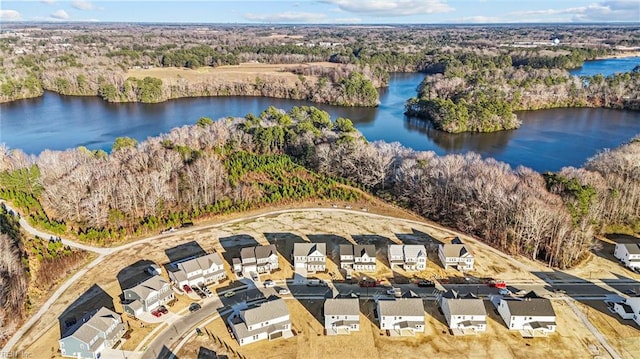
(495, 291), (557, 335)
(168, 252), (226, 288)
(613, 297), (640, 325)
(387, 244), (427, 271)
(293, 243), (326, 273)
(324, 298), (360, 335)
(614, 243), (640, 270)
(233, 245), (279, 276)
(59, 307), (126, 359)
(377, 298), (425, 336)
(122, 275), (174, 316)
(438, 237), (475, 271)
(438, 289), (487, 333)
(339, 244), (376, 272)
(228, 298), (292, 346)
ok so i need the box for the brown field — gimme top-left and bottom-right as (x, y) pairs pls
(578, 301), (640, 359)
(126, 62), (340, 85)
(178, 297), (599, 359)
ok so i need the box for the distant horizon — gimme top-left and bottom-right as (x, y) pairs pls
(1, 0), (638, 24)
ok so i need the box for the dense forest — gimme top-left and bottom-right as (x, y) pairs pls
(1, 107), (638, 268)
(406, 52), (640, 133)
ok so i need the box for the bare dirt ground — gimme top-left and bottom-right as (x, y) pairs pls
(126, 62), (340, 85)
(578, 300), (640, 359)
(178, 297), (598, 359)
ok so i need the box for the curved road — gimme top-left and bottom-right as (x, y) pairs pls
(0, 200), (623, 359)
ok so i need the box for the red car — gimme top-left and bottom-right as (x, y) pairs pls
(183, 284), (192, 293)
(151, 310), (162, 317)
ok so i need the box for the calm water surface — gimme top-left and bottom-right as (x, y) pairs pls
(1, 58), (639, 172)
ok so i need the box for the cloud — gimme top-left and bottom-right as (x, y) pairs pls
(0, 10), (22, 21)
(72, 0), (96, 11)
(50, 9), (69, 20)
(40, 0), (56, 4)
(244, 11), (328, 23)
(511, 0), (639, 22)
(455, 16), (502, 23)
(320, 0), (454, 17)
(333, 17), (362, 23)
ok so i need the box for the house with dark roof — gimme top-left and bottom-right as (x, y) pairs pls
(495, 291), (556, 334)
(293, 242), (326, 274)
(339, 244), (376, 272)
(439, 289), (487, 333)
(59, 307), (126, 359)
(167, 252), (226, 288)
(324, 298), (360, 335)
(122, 275), (173, 317)
(233, 244), (279, 276)
(438, 237), (474, 271)
(377, 298), (425, 336)
(612, 297), (640, 325)
(388, 244), (427, 271)
(614, 243), (640, 270)
(228, 298), (292, 346)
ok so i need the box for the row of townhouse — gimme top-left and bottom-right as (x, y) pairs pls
(233, 244), (279, 277)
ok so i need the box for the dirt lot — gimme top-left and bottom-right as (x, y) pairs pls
(178, 297), (599, 359)
(126, 62), (341, 86)
(578, 301), (640, 359)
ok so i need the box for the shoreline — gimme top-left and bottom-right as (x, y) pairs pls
(594, 51), (640, 60)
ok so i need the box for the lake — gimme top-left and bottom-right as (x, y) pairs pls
(1, 58), (639, 172)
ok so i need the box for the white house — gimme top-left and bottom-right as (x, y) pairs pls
(122, 275), (174, 316)
(614, 243), (640, 270)
(167, 252), (226, 288)
(388, 244), (427, 271)
(234, 245), (279, 276)
(228, 299), (293, 346)
(324, 298), (360, 335)
(438, 237), (474, 271)
(293, 243), (326, 274)
(438, 289), (486, 334)
(339, 244), (376, 272)
(377, 298), (425, 336)
(59, 307), (126, 359)
(495, 292), (556, 335)
(613, 297), (640, 325)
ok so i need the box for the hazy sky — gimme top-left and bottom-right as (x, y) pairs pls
(1, 0), (639, 24)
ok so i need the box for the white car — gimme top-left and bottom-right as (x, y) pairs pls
(264, 279), (275, 288)
(278, 288), (290, 295)
(499, 288), (511, 296)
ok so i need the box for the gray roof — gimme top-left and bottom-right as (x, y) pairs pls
(242, 298), (289, 327)
(378, 298), (424, 317)
(339, 244), (353, 256)
(388, 245), (404, 258)
(443, 297), (486, 317)
(324, 298), (360, 317)
(403, 245), (427, 259)
(441, 243), (473, 258)
(354, 245), (376, 259)
(126, 275), (168, 299)
(175, 252), (224, 274)
(620, 243), (640, 255)
(63, 307), (121, 344)
(240, 247), (256, 262)
(293, 242), (326, 257)
(503, 294), (556, 317)
(254, 244), (277, 260)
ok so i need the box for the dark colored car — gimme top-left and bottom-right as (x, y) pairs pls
(189, 303), (201, 312)
(417, 280), (435, 287)
(158, 305), (168, 314)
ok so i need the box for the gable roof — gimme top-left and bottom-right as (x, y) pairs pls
(378, 298), (424, 317)
(293, 242), (326, 257)
(443, 296), (486, 317)
(240, 247), (256, 261)
(403, 245), (427, 258)
(354, 245), (376, 258)
(254, 244), (277, 259)
(175, 252), (223, 274)
(451, 237), (464, 245)
(324, 298), (360, 317)
(388, 245), (404, 258)
(339, 244), (354, 256)
(242, 298), (289, 326)
(441, 243), (473, 258)
(126, 275), (168, 299)
(620, 243), (640, 255)
(502, 294), (556, 317)
(62, 307), (120, 343)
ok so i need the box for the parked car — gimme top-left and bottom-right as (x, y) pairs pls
(224, 291), (236, 298)
(146, 264), (162, 276)
(488, 280), (507, 289)
(498, 288), (511, 296)
(553, 288), (567, 294)
(278, 288), (290, 295)
(189, 303), (201, 312)
(623, 289), (638, 296)
(183, 284), (192, 293)
(151, 310), (162, 317)
(417, 280), (435, 287)
(264, 279), (275, 288)
(158, 305), (168, 314)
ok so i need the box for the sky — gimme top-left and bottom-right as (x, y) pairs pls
(1, 0), (639, 24)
